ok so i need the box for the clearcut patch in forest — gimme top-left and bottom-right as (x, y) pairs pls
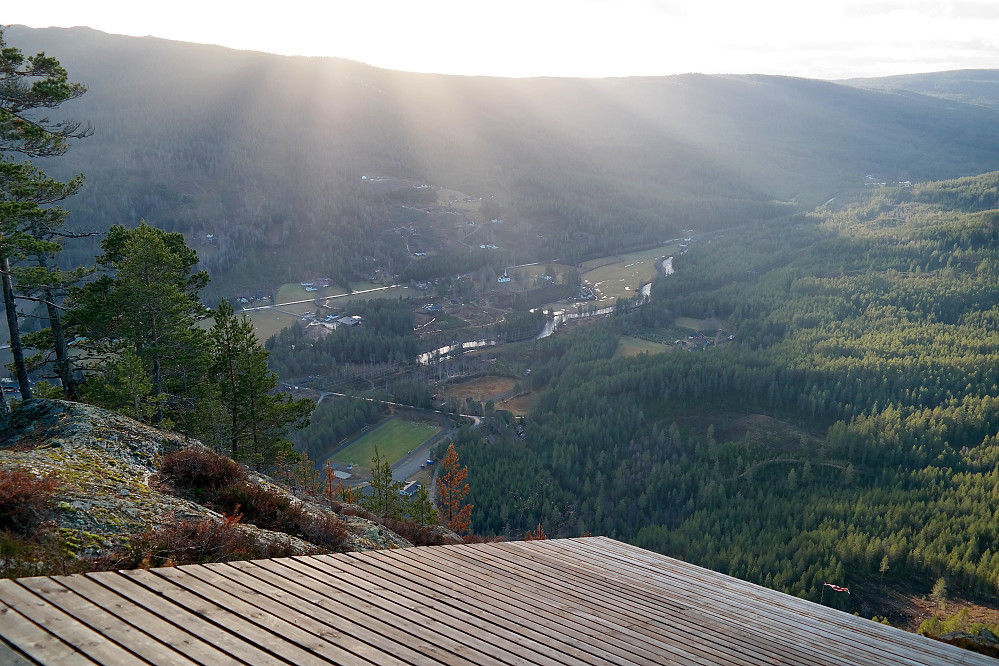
(444, 376), (518, 403)
(615, 336), (670, 357)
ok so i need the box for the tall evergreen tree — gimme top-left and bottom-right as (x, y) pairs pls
(0, 29), (88, 404)
(207, 299), (313, 466)
(70, 222), (209, 424)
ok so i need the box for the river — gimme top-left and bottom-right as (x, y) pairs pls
(418, 254), (676, 362)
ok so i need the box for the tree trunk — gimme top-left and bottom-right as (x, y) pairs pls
(1, 256), (31, 400)
(35, 254), (78, 401)
(44, 288), (77, 400)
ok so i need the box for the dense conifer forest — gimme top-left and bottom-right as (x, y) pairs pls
(459, 174), (999, 611)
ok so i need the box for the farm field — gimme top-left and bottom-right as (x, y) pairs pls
(581, 245), (674, 301)
(245, 308), (311, 341)
(445, 376), (517, 403)
(330, 418), (443, 466)
(329, 285), (412, 304)
(615, 336), (670, 357)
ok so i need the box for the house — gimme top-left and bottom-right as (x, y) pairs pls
(497, 272), (511, 283)
(398, 481), (421, 497)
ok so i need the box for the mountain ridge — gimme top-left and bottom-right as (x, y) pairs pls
(7, 25), (999, 299)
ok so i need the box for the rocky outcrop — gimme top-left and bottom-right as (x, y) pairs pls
(0, 399), (422, 570)
(934, 628), (999, 658)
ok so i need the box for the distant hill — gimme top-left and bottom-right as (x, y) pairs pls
(843, 69), (999, 110)
(7, 26), (999, 298)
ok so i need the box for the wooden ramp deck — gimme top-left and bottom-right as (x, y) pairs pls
(0, 536), (990, 665)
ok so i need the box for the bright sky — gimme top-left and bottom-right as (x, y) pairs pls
(7, 0), (999, 79)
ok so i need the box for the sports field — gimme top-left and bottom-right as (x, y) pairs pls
(331, 418), (443, 466)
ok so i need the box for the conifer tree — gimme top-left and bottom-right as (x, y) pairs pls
(207, 299), (312, 466)
(70, 222), (210, 424)
(360, 447), (404, 519)
(0, 29), (88, 403)
(409, 484), (439, 526)
(437, 443), (472, 535)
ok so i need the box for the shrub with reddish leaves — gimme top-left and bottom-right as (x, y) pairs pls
(123, 517), (299, 568)
(0, 469), (57, 533)
(297, 513), (349, 551)
(160, 448), (247, 490)
(212, 483), (299, 532)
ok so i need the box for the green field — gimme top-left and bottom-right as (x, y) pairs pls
(615, 336), (669, 357)
(331, 418), (443, 466)
(327, 285), (412, 304)
(581, 246), (675, 301)
(245, 308), (312, 341)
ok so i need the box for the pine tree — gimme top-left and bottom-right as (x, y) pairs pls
(360, 447), (404, 519)
(70, 222), (210, 424)
(409, 485), (439, 526)
(437, 443), (472, 535)
(207, 299), (313, 466)
(3, 162), (90, 400)
(0, 28), (88, 157)
(0, 30), (88, 403)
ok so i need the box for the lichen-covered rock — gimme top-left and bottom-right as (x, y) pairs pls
(0, 399), (415, 568)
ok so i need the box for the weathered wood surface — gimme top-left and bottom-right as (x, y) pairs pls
(0, 537), (991, 665)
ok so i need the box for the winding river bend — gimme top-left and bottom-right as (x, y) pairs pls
(418, 255), (675, 364)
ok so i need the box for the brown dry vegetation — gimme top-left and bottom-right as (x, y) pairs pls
(445, 376), (517, 402)
(498, 393), (534, 416)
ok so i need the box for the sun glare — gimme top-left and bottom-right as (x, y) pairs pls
(7, 0), (999, 78)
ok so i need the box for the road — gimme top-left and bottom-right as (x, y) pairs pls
(242, 284), (403, 312)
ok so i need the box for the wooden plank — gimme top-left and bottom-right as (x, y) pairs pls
(388, 544), (767, 666)
(397, 543), (767, 666)
(86, 571), (291, 666)
(357, 548), (701, 666)
(118, 567), (337, 666)
(561, 538), (994, 666)
(221, 559), (473, 666)
(313, 551), (656, 666)
(0, 600), (97, 666)
(546, 539), (922, 666)
(19, 576), (200, 666)
(57, 574), (242, 666)
(568, 537), (976, 665)
(461, 541), (840, 666)
(0, 579), (143, 665)
(258, 556), (541, 666)
(179, 562), (415, 666)
(0, 637), (38, 666)
(306, 553), (646, 666)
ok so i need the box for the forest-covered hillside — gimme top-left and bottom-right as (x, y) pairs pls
(458, 172), (999, 618)
(8, 26), (999, 300)
(845, 69), (999, 110)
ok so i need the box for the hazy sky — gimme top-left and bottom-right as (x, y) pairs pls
(7, 0), (999, 79)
